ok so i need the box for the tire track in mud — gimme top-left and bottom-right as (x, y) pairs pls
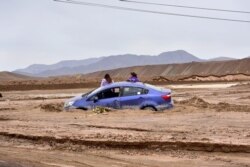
(9, 96), (73, 101)
(0, 117), (14, 121)
(0, 108), (16, 112)
(69, 124), (152, 132)
(69, 124), (188, 134)
(0, 132), (250, 153)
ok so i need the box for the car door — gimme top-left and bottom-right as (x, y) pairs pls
(120, 87), (148, 109)
(89, 87), (121, 109)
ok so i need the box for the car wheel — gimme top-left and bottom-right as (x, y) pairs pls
(77, 107), (88, 111)
(143, 106), (157, 111)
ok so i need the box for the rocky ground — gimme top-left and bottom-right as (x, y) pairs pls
(0, 82), (250, 167)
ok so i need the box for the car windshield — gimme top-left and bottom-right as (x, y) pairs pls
(144, 83), (164, 91)
(82, 89), (96, 97)
(85, 87), (103, 98)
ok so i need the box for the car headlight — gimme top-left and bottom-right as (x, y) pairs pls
(64, 101), (74, 107)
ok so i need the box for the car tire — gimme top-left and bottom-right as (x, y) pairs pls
(77, 107), (88, 111)
(142, 106), (157, 111)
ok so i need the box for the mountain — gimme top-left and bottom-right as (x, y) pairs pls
(14, 57), (103, 76)
(209, 57), (236, 61)
(14, 50), (202, 77)
(0, 71), (36, 82)
(3, 58), (250, 86)
(82, 58), (250, 81)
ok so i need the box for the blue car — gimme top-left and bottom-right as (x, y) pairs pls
(64, 82), (173, 111)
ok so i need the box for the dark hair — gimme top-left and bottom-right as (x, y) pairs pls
(131, 72), (137, 77)
(104, 74), (112, 83)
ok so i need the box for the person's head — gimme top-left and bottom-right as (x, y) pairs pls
(104, 74), (112, 83)
(131, 72), (137, 78)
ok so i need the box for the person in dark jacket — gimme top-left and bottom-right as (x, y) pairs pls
(127, 72), (140, 82)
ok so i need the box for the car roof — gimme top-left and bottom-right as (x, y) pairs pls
(86, 82), (147, 98)
(86, 81), (169, 98)
(104, 81), (145, 88)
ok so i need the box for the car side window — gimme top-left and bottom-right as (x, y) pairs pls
(90, 87), (121, 100)
(122, 87), (148, 97)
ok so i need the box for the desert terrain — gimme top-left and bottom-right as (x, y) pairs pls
(0, 81), (250, 167)
(2, 0), (250, 166)
(2, 58), (250, 91)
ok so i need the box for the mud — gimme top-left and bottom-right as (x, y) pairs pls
(177, 96), (250, 112)
(0, 117), (12, 121)
(39, 102), (64, 112)
(177, 96), (210, 108)
(1, 132), (250, 153)
(0, 108), (16, 111)
(0, 82), (250, 166)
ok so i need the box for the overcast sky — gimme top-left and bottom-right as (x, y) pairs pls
(1, 0), (250, 71)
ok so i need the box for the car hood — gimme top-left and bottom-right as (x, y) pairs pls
(66, 94), (83, 103)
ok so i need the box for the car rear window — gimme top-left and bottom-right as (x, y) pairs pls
(122, 87), (148, 97)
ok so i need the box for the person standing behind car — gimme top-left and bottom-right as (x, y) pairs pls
(127, 72), (140, 82)
(100, 74), (114, 87)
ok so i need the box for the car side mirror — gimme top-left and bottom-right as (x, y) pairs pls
(93, 96), (99, 103)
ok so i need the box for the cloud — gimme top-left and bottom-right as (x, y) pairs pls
(0, 0), (250, 71)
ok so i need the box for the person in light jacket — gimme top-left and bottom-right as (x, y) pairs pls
(100, 74), (114, 87)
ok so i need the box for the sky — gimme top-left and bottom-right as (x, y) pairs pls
(1, 0), (250, 71)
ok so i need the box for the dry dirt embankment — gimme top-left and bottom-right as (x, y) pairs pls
(0, 82), (99, 91)
(83, 58), (250, 81)
(1, 58), (250, 91)
(179, 74), (250, 82)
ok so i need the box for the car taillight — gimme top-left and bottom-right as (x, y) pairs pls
(161, 94), (171, 101)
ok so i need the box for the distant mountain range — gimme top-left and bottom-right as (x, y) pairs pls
(13, 50), (238, 77)
(0, 71), (36, 82)
(2, 58), (250, 84)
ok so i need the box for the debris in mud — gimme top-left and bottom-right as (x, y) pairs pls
(92, 107), (113, 114)
(176, 96), (250, 112)
(0, 93), (2, 98)
(32, 97), (46, 100)
(178, 96), (209, 108)
(212, 102), (250, 112)
(39, 102), (64, 112)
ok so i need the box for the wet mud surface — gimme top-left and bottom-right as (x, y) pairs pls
(0, 82), (250, 166)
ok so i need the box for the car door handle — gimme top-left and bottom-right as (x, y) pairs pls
(138, 97), (144, 101)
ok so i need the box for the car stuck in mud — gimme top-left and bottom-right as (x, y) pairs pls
(64, 82), (173, 111)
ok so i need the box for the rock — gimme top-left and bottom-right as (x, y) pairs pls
(0, 93), (2, 98)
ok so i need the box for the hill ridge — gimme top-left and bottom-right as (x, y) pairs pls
(14, 50), (202, 77)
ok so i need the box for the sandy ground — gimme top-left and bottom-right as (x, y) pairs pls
(0, 82), (250, 167)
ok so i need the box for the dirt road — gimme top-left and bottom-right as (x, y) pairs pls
(0, 82), (250, 167)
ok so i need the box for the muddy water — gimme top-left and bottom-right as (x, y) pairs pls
(0, 82), (250, 167)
